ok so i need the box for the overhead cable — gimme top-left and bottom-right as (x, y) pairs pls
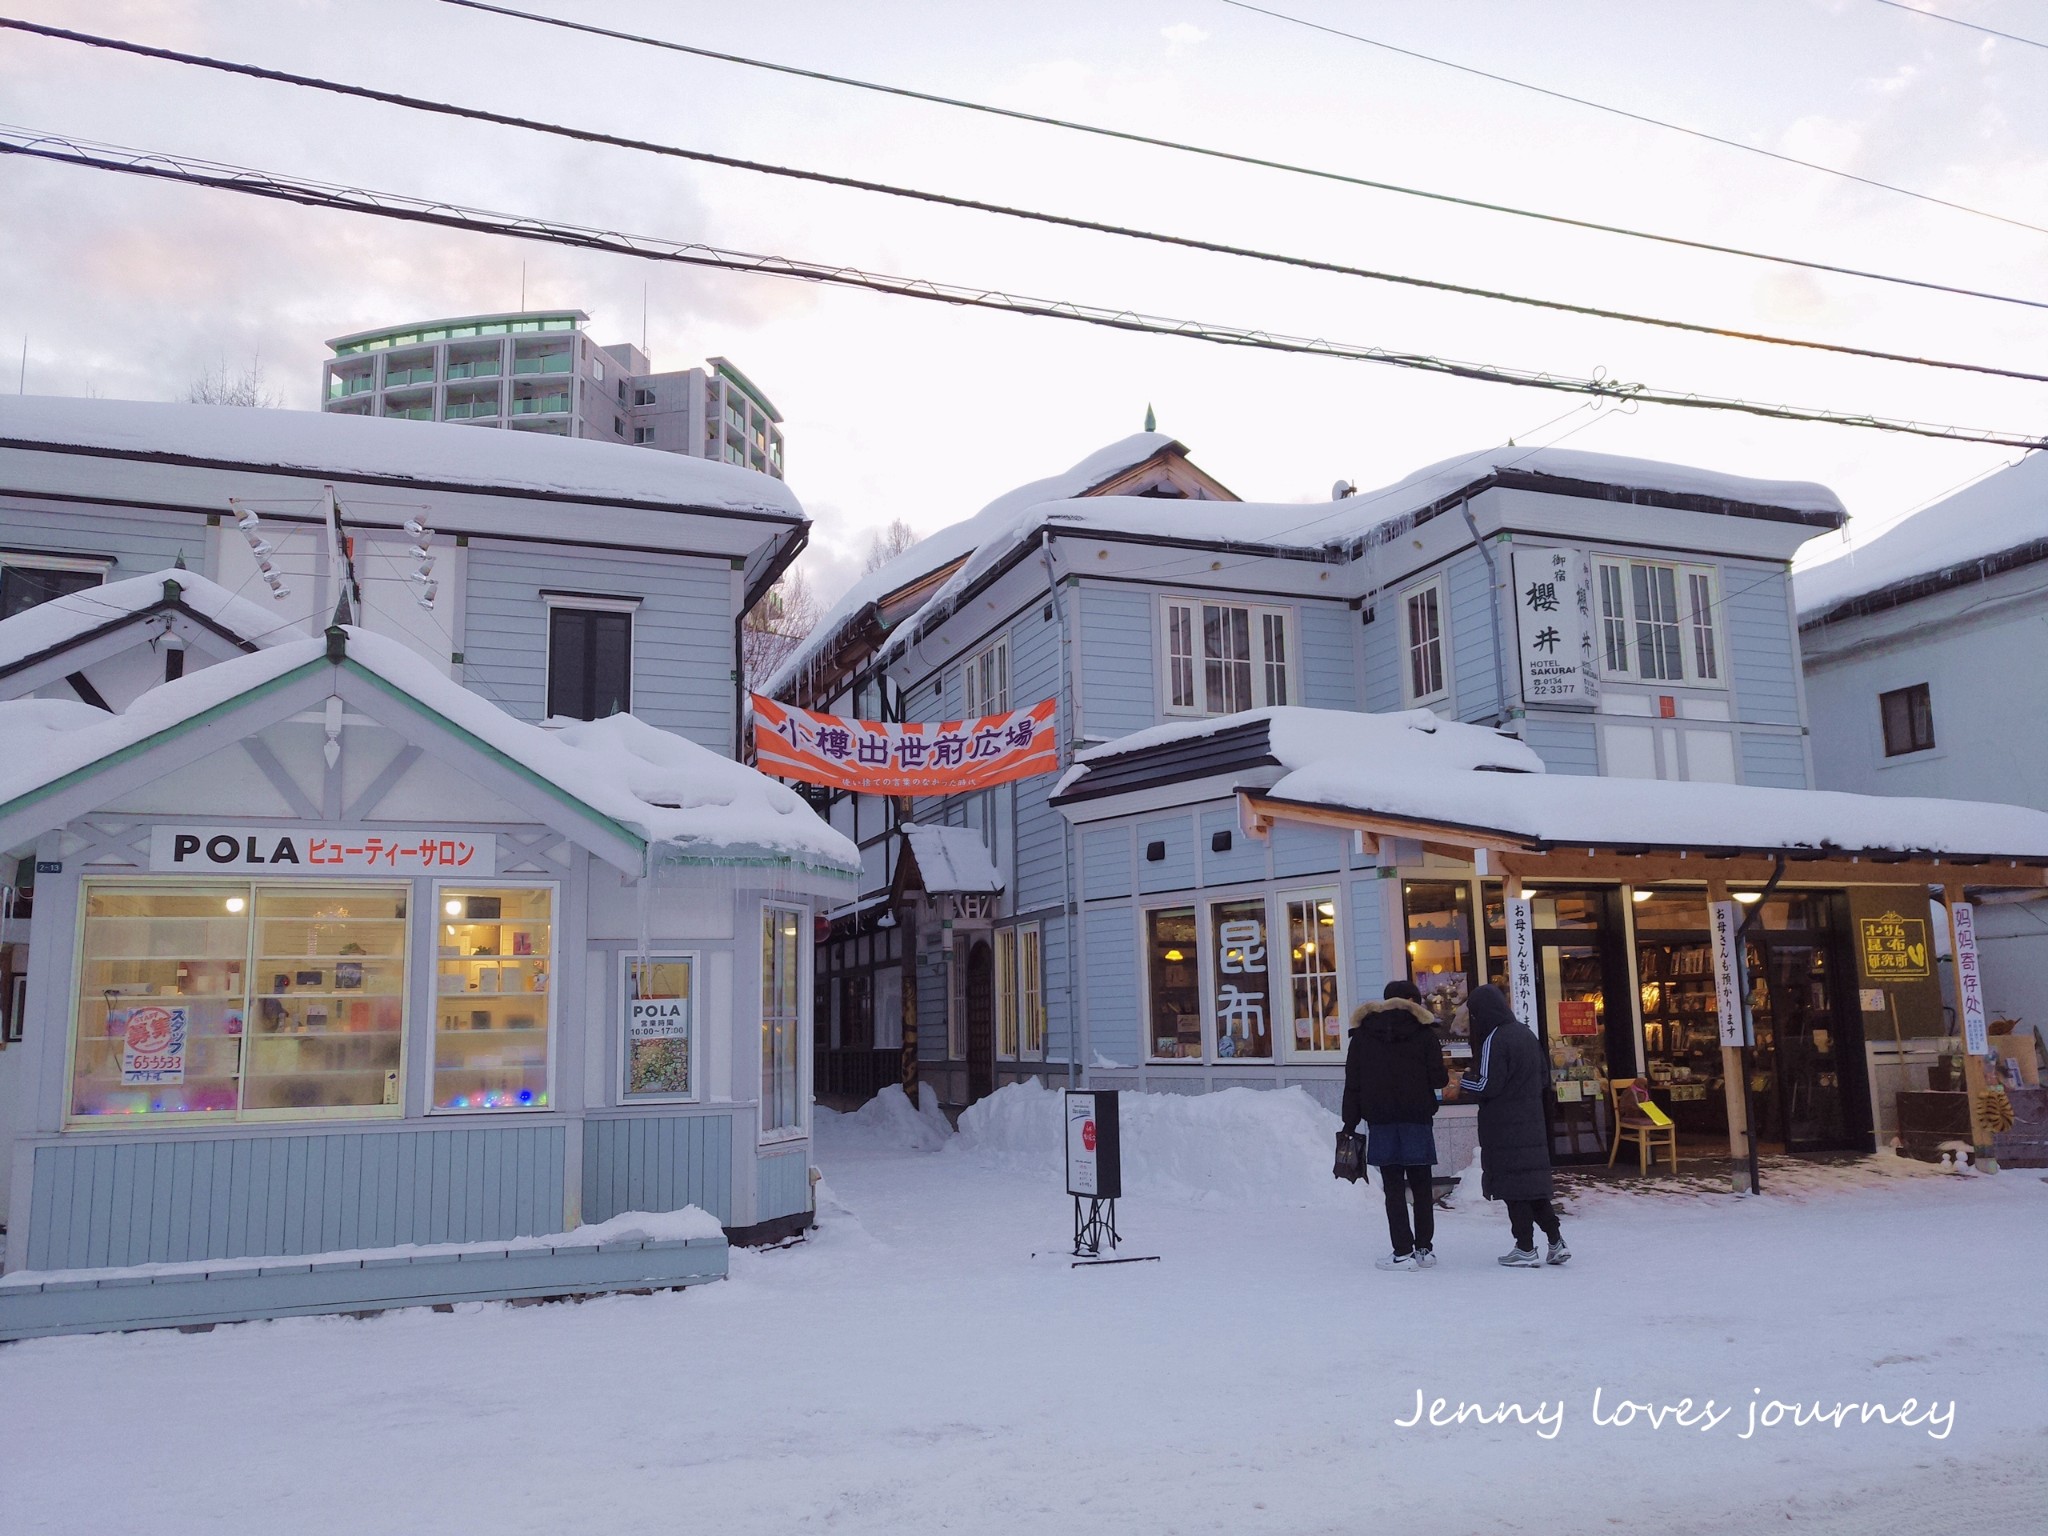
(1216, 0), (2048, 237)
(1868, 0), (2048, 52)
(424, 0), (2048, 314)
(6, 15), (2042, 385)
(4, 128), (2042, 452)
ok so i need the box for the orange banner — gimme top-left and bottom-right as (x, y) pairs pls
(751, 693), (1059, 794)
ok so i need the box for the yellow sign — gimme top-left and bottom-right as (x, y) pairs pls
(1860, 911), (1930, 980)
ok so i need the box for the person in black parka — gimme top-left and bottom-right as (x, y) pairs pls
(1342, 979), (1449, 1271)
(1454, 984), (1570, 1267)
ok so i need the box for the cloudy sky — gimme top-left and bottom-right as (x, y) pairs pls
(3, 0), (2045, 601)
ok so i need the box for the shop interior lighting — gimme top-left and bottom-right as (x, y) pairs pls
(223, 896), (245, 913)
(1633, 889), (1654, 902)
(445, 899), (463, 916)
(1734, 891), (1763, 903)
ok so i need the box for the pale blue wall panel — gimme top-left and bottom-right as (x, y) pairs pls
(1081, 825), (1134, 900)
(1361, 612), (1402, 713)
(1135, 814), (1196, 893)
(1296, 602), (1359, 711)
(1741, 731), (1809, 789)
(1200, 809), (1267, 886)
(757, 1150), (811, 1220)
(1079, 584), (1156, 741)
(1522, 715), (1600, 775)
(1448, 550), (1501, 724)
(1083, 905), (1140, 1066)
(581, 1113), (735, 1226)
(1349, 876), (1389, 1004)
(1724, 564), (1802, 728)
(1271, 822), (1345, 879)
(0, 503), (204, 577)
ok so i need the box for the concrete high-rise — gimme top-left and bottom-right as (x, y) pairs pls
(321, 310), (786, 478)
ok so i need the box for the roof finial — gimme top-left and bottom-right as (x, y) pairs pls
(172, 551), (187, 570)
(1144, 402), (1157, 433)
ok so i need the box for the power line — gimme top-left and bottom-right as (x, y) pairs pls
(3, 127), (2042, 452)
(1869, 0), (2048, 51)
(428, 0), (2048, 314)
(8, 16), (2043, 387)
(1216, 0), (2048, 238)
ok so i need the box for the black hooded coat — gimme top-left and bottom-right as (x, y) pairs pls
(1460, 985), (1556, 1202)
(1340, 998), (1448, 1133)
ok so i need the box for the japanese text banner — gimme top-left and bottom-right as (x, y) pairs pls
(751, 694), (1058, 794)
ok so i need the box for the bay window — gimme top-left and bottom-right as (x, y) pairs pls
(433, 885), (553, 1111)
(761, 903), (806, 1136)
(1595, 560), (1722, 686)
(1401, 579), (1447, 704)
(1161, 599), (1292, 716)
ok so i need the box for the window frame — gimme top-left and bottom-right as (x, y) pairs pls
(0, 553), (110, 621)
(963, 637), (1010, 718)
(760, 901), (811, 1143)
(618, 950), (701, 1104)
(1278, 887), (1346, 1060)
(1017, 922), (1046, 1060)
(1592, 559), (1725, 689)
(428, 879), (559, 1115)
(1141, 901), (1206, 1062)
(1879, 682), (1937, 758)
(1206, 892), (1276, 1063)
(542, 593), (639, 722)
(994, 925), (1019, 1060)
(1157, 596), (1294, 718)
(1399, 576), (1449, 707)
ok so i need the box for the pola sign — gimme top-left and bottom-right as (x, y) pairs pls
(149, 826), (498, 876)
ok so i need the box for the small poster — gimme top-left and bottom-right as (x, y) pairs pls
(625, 957), (694, 1097)
(1859, 911), (1930, 979)
(120, 1005), (187, 1085)
(1065, 1090), (1122, 1199)
(1558, 999), (1599, 1037)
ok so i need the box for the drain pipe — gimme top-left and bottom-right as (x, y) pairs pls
(1458, 499), (1515, 730)
(1041, 529), (1079, 1090)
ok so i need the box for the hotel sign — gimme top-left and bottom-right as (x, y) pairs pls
(149, 826), (497, 876)
(1511, 547), (1599, 709)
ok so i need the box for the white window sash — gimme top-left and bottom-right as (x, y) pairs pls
(1402, 580), (1446, 704)
(1161, 599), (1292, 718)
(1597, 560), (1724, 689)
(994, 927), (1018, 1060)
(1280, 888), (1345, 1058)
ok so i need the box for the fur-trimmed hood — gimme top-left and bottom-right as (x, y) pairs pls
(1348, 997), (1437, 1042)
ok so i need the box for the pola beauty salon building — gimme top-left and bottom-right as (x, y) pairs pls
(0, 625), (852, 1336)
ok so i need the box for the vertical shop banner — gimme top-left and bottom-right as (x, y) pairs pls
(120, 1005), (187, 1085)
(1951, 902), (1989, 1055)
(1504, 896), (1538, 1030)
(1709, 899), (1751, 1047)
(751, 694), (1059, 794)
(1511, 547), (1599, 708)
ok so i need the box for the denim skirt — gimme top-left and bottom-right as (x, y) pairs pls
(1366, 1120), (1437, 1168)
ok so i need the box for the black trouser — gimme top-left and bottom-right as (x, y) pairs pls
(1507, 1198), (1562, 1251)
(1380, 1164), (1435, 1255)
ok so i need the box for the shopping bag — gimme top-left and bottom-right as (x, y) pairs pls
(1333, 1130), (1368, 1182)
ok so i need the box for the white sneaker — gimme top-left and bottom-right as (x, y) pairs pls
(1414, 1247), (1438, 1268)
(1375, 1251), (1421, 1272)
(1546, 1238), (1571, 1266)
(1496, 1247), (1541, 1268)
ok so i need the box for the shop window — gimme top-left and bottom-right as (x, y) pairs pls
(1594, 560), (1723, 687)
(69, 882), (406, 1124)
(1160, 599), (1291, 717)
(1401, 580), (1447, 704)
(545, 602), (634, 721)
(1402, 880), (1474, 1053)
(1210, 897), (1273, 1059)
(762, 903), (806, 1136)
(1018, 923), (1045, 1058)
(995, 926), (1019, 1058)
(1879, 683), (1935, 757)
(964, 638), (1009, 718)
(1283, 892), (1343, 1054)
(623, 954), (696, 1100)
(433, 886), (553, 1111)
(1, 561), (103, 619)
(1144, 906), (1202, 1060)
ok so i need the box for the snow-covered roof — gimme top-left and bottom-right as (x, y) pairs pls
(0, 396), (803, 520)
(0, 568), (290, 674)
(762, 432), (1185, 699)
(0, 627), (858, 874)
(1794, 451), (2048, 622)
(901, 822), (1004, 893)
(1071, 705), (1543, 777)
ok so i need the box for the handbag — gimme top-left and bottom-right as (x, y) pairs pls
(1333, 1130), (1368, 1182)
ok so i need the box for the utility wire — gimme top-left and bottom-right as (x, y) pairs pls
(1869, 0), (2048, 52)
(427, 0), (2048, 314)
(1217, 0), (2048, 237)
(7, 17), (2041, 386)
(5, 127), (2041, 453)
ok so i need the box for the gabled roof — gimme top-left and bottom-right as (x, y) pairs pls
(900, 822), (1004, 893)
(0, 569), (288, 690)
(0, 626), (859, 877)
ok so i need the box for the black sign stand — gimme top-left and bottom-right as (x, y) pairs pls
(1064, 1089), (1155, 1266)
(1072, 1194), (1119, 1258)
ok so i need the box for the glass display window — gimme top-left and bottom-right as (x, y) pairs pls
(1144, 907), (1203, 1061)
(432, 885), (554, 1111)
(1209, 897), (1273, 1060)
(70, 882), (407, 1124)
(1403, 880), (1475, 1049)
(622, 954), (696, 1101)
(761, 903), (806, 1137)
(1283, 892), (1344, 1055)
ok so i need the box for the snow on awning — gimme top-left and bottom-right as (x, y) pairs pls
(0, 568), (289, 678)
(901, 822), (1004, 893)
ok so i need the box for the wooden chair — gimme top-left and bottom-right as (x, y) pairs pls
(1608, 1077), (1679, 1174)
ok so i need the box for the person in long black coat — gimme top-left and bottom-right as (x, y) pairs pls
(1452, 984), (1570, 1267)
(1342, 979), (1449, 1271)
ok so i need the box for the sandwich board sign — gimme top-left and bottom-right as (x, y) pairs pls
(1065, 1090), (1122, 1200)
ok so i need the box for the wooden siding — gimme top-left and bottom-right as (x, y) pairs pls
(1361, 612), (1402, 713)
(1083, 906), (1140, 1064)
(1078, 583), (1156, 740)
(1448, 550), (1502, 724)
(1741, 730), (1810, 789)
(581, 1113), (735, 1225)
(1200, 808), (1268, 886)
(1271, 822), (1345, 879)
(0, 502), (205, 579)
(1349, 876), (1388, 1004)
(756, 1148), (811, 1221)
(1081, 825), (1134, 900)
(1135, 814), (1196, 894)
(1296, 602), (1359, 711)
(1724, 563), (1803, 728)
(462, 543), (736, 750)
(1522, 715), (1600, 775)
(1042, 912), (1074, 1062)
(22, 1123), (568, 1272)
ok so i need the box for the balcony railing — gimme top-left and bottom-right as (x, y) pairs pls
(384, 366), (436, 387)
(512, 353), (572, 376)
(446, 360), (500, 380)
(511, 394), (570, 415)
(328, 374), (374, 399)
(445, 399), (499, 420)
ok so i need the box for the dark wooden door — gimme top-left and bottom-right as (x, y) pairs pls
(965, 940), (995, 1103)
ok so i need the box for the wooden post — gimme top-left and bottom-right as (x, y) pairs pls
(1707, 878), (1750, 1163)
(1941, 883), (1998, 1171)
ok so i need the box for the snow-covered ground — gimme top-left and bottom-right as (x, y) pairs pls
(2, 1083), (2042, 1536)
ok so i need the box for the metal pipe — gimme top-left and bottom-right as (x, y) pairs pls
(1458, 499), (1514, 728)
(1042, 529), (1079, 1089)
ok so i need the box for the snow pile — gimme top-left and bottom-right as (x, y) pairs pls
(954, 1080), (1357, 1208)
(0, 396), (803, 517)
(1795, 450), (2048, 620)
(814, 1083), (954, 1153)
(0, 568), (291, 672)
(900, 821), (1004, 892)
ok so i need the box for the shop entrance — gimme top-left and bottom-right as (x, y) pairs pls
(964, 939), (995, 1104)
(1524, 888), (1633, 1163)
